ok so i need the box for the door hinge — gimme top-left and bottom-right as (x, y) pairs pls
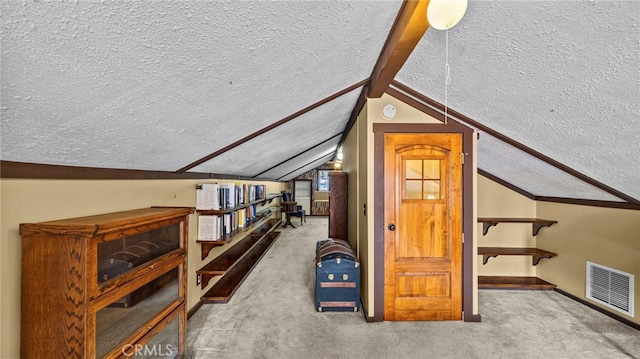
(462, 233), (465, 243)
(461, 152), (465, 165)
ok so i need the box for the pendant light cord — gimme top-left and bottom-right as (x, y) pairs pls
(444, 29), (450, 124)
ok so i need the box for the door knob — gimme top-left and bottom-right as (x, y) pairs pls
(388, 224), (396, 231)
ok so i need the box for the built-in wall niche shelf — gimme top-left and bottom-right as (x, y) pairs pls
(477, 217), (559, 290)
(478, 218), (558, 236)
(196, 207), (277, 260)
(478, 247), (557, 266)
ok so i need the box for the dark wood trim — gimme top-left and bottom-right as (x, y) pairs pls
(460, 123), (477, 323)
(478, 169), (536, 200)
(0, 160), (278, 181)
(253, 133), (342, 178)
(386, 87), (445, 123)
(372, 130), (385, 322)
(390, 80), (640, 205)
(480, 169), (640, 210)
(364, 305), (378, 323)
(176, 79), (368, 173)
(187, 300), (203, 320)
(554, 288), (640, 331)
(467, 314), (482, 322)
(275, 153), (335, 181)
(368, 0), (430, 98)
(338, 84), (369, 150)
(535, 197), (640, 210)
(372, 122), (478, 322)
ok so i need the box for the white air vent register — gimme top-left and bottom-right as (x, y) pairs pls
(586, 261), (634, 317)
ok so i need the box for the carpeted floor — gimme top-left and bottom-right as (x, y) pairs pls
(186, 217), (640, 359)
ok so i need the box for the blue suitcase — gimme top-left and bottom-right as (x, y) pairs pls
(315, 239), (360, 312)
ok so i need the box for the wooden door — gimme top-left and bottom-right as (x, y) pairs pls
(383, 133), (462, 321)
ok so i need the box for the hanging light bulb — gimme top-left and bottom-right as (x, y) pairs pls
(427, 0), (468, 30)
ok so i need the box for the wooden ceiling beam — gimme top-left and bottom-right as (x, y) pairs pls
(368, 0), (430, 98)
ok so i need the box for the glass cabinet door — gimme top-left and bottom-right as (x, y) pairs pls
(95, 266), (181, 358)
(97, 223), (182, 289)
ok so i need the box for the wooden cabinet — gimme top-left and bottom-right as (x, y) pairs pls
(19, 206), (194, 359)
(328, 171), (348, 240)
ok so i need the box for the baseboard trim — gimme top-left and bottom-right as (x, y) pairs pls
(187, 300), (204, 320)
(363, 304), (383, 322)
(554, 288), (639, 331)
(465, 313), (482, 322)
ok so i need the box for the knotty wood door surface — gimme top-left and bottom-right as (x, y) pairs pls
(383, 133), (462, 321)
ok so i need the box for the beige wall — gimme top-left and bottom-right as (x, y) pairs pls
(365, 95), (444, 317)
(342, 93), (480, 318)
(477, 175), (640, 325)
(537, 202), (640, 324)
(0, 178), (285, 359)
(477, 175), (538, 276)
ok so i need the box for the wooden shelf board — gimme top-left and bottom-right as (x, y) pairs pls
(478, 246), (557, 266)
(196, 208), (277, 260)
(196, 234), (263, 286)
(196, 217), (281, 287)
(478, 276), (556, 290)
(197, 198), (272, 216)
(477, 217), (557, 223)
(477, 217), (558, 236)
(201, 231), (280, 303)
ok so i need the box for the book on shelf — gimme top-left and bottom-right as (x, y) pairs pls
(219, 183), (235, 209)
(198, 215), (219, 241)
(196, 183), (220, 210)
(237, 209), (245, 228)
(196, 183), (269, 240)
(223, 213), (232, 234)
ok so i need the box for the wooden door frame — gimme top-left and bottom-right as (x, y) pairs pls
(371, 122), (481, 322)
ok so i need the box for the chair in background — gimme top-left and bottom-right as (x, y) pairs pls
(281, 192), (306, 228)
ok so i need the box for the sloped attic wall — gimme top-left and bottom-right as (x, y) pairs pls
(397, 0), (640, 202)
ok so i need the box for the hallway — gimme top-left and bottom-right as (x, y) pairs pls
(186, 217), (640, 359)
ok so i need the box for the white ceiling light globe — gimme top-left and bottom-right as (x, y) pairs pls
(427, 0), (468, 30)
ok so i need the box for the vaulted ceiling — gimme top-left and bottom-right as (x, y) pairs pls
(1, 1), (638, 204)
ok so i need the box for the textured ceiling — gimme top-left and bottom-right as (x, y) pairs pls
(1, 0), (638, 203)
(397, 0), (639, 201)
(478, 134), (625, 202)
(1, 0), (400, 173)
(189, 87), (361, 178)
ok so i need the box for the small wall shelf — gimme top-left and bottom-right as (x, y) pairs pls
(478, 247), (557, 266)
(478, 217), (558, 236)
(477, 217), (559, 291)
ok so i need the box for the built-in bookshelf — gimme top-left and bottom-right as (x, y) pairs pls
(195, 183), (279, 259)
(196, 184), (269, 241)
(194, 183), (281, 303)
